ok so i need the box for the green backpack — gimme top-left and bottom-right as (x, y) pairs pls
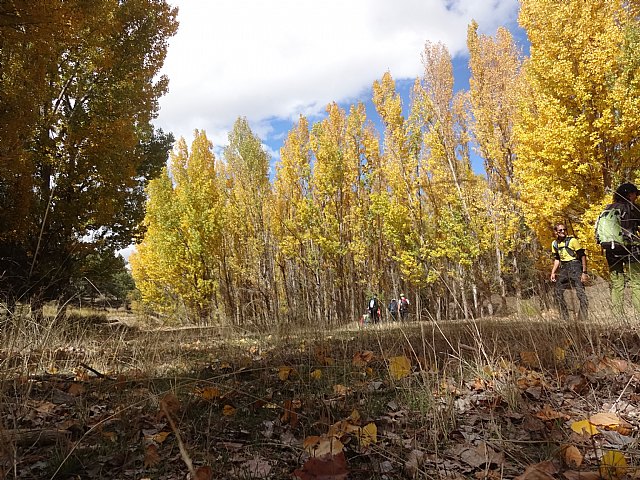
(595, 207), (624, 249)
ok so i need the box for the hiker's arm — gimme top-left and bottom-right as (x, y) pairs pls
(550, 259), (560, 281)
(578, 250), (588, 281)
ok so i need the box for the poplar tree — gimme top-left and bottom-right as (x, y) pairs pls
(515, 0), (640, 248)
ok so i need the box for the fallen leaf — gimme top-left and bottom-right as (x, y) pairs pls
(310, 369), (322, 380)
(151, 431), (170, 444)
(67, 383), (85, 396)
(389, 356), (411, 380)
(520, 351), (538, 367)
(242, 456), (272, 478)
(535, 405), (569, 421)
(554, 347), (566, 362)
(293, 451), (348, 480)
(589, 412), (620, 428)
(358, 422), (377, 448)
(570, 419), (599, 436)
(599, 450), (627, 480)
(333, 384), (350, 395)
(200, 387), (221, 400)
(404, 450), (425, 478)
(352, 351), (375, 367)
(158, 393), (181, 420)
(514, 460), (558, 480)
(194, 466), (212, 480)
(563, 471), (601, 480)
(278, 366), (295, 381)
(222, 404), (237, 416)
(303, 435), (344, 457)
(143, 444), (161, 468)
(562, 445), (582, 468)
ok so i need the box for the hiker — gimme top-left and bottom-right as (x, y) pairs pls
(399, 293), (410, 321)
(388, 298), (398, 321)
(368, 294), (380, 323)
(597, 182), (640, 315)
(550, 224), (589, 321)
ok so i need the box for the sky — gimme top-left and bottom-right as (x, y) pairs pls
(152, 0), (526, 171)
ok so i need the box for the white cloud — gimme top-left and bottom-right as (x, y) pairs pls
(154, 0), (519, 150)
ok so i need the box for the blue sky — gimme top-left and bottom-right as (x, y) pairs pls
(153, 0), (527, 174)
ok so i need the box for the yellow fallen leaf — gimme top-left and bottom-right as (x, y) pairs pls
(554, 347), (566, 362)
(310, 369), (322, 380)
(200, 387), (221, 400)
(570, 419), (599, 436)
(358, 422), (377, 448)
(222, 404), (237, 416)
(599, 450), (627, 480)
(278, 366), (294, 381)
(389, 355), (411, 380)
(348, 409), (361, 423)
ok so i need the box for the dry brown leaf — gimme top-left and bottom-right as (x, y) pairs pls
(158, 393), (181, 420)
(520, 351), (539, 367)
(535, 405), (569, 421)
(194, 466), (213, 480)
(562, 445), (583, 468)
(404, 450), (425, 478)
(199, 387), (221, 400)
(222, 404), (237, 416)
(514, 460), (558, 480)
(589, 412), (621, 428)
(242, 456), (272, 478)
(352, 351), (374, 367)
(563, 471), (601, 480)
(303, 435), (344, 457)
(333, 384), (350, 395)
(67, 383), (85, 396)
(293, 451), (348, 480)
(143, 444), (161, 468)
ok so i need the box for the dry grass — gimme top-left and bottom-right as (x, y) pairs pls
(1, 297), (639, 478)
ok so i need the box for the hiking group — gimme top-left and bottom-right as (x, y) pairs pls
(363, 293), (410, 324)
(551, 182), (640, 320)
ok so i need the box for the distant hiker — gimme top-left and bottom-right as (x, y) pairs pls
(368, 295), (380, 323)
(596, 182), (640, 315)
(388, 298), (398, 321)
(550, 223), (588, 321)
(399, 293), (410, 321)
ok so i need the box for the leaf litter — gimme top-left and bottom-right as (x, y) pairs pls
(2, 321), (640, 478)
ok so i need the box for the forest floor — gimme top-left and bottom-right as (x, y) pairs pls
(1, 307), (640, 479)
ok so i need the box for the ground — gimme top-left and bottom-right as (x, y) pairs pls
(1, 308), (640, 479)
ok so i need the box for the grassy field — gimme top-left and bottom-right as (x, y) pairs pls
(0, 301), (639, 479)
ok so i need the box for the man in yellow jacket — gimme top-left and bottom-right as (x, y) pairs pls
(550, 224), (589, 320)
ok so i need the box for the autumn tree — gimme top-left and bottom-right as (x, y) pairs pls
(220, 118), (275, 326)
(131, 132), (223, 321)
(515, 0), (640, 252)
(0, 0), (177, 311)
(466, 21), (535, 307)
